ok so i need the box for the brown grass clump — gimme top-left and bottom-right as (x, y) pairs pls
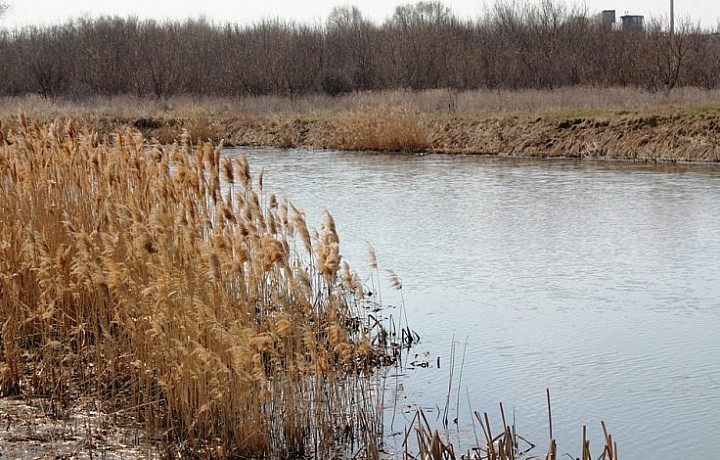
(0, 114), (395, 458)
(328, 106), (430, 152)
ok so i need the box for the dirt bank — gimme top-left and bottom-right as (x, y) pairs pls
(137, 110), (720, 162)
(2, 104), (719, 162)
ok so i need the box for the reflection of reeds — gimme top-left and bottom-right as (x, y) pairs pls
(0, 115), (399, 458)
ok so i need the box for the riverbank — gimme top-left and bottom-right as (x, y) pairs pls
(1, 88), (720, 162)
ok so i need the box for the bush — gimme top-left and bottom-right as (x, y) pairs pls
(320, 69), (353, 96)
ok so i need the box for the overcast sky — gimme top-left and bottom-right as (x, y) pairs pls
(2, 0), (718, 30)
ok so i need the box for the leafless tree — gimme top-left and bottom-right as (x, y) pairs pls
(0, 1), (9, 19)
(1, 0), (720, 99)
(644, 17), (694, 91)
(325, 6), (377, 90)
(27, 25), (79, 98)
(386, 2), (455, 90)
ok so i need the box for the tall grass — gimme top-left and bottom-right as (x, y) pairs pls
(3, 87), (720, 120)
(0, 114), (396, 457)
(329, 106), (429, 152)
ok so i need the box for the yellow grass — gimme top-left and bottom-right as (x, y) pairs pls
(2, 87), (720, 118)
(328, 106), (429, 152)
(0, 114), (394, 458)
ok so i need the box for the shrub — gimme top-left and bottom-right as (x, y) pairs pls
(320, 69), (354, 96)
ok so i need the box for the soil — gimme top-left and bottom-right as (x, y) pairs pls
(0, 396), (156, 459)
(126, 111), (720, 162)
(3, 109), (720, 162)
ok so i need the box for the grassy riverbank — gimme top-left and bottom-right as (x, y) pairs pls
(2, 87), (720, 162)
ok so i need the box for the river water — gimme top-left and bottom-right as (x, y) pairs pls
(226, 148), (720, 459)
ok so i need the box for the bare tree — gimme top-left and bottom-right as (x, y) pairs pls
(386, 1), (455, 90)
(27, 25), (79, 98)
(2, 0), (720, 99)
(644, 17), (693, 91)
(325, 6), (377, 90)
(683, 28), (720, 89)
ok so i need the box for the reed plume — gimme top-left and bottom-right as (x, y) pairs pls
(0, 117), (395, 458)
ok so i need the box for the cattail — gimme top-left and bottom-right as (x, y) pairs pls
(221, 157), (234, 186)
(278, 199), (289, 230)
(235, 155), (250, 187)
(139, 234), (157, 254)
(221, 203), (236, 224)
(367, 244), (378, 269)
(257, 167), (265, 191)
(386, 269), (403, 290)
(209, 252), (222, 282)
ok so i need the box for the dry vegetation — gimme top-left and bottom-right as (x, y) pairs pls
(3, 0), (720, 162)
(2, 87), (720, 161)
(2, 1), (720, 98)
(0, 114), (632, 459)
(0, 114), (404, 458)
(409, 406), (618, 460)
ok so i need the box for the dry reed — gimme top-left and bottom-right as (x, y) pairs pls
(0, 114), (398, 458)
(327, 106), (429, 152)
(407, 401), (619, 460)
(3, 87), (720, 119)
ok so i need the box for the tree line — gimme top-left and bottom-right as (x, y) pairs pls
(0, 1), (718, 99)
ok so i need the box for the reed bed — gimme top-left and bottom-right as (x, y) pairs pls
(328, 106), (429, 152)
(0, 114), (399, 458)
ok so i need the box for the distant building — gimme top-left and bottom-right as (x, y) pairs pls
(600, 10), (616, 27)
(620, 14), (644, 30)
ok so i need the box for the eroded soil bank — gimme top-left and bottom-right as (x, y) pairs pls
(211, 111), (720, 162)
(2, 103), (720, 162)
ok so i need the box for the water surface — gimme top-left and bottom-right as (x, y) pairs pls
(226, 148), (720, 459)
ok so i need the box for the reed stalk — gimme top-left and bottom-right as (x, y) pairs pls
(0, 115), (398, 458)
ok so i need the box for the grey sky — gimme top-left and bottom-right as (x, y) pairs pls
(2, 0), (718, 30)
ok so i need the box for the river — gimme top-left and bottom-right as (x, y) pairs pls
(226, 148), (720, 459)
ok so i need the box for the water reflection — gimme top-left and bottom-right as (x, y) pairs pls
(225, 148), (720, 458)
